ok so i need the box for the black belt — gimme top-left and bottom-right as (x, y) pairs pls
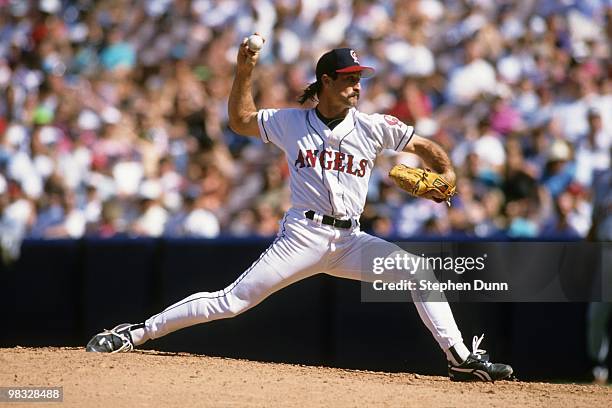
(304, 210), (354, 229)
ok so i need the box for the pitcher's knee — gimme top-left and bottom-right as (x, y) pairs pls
(223, 293), (251, 317)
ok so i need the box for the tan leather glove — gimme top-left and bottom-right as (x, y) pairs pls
(389, 164), (456, 206)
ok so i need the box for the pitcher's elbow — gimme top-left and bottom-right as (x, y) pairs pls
(228, 118), (239, 134)
(228, 118), (246, 135)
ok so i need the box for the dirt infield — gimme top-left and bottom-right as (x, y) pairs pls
(0, 347), (610, 408)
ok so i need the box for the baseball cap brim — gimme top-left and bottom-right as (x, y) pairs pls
(336, 65), (375, 78)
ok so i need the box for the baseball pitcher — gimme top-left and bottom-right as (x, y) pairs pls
(86, 36), (513, 382)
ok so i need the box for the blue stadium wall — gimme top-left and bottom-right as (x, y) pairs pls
(0, 238), (604, 381)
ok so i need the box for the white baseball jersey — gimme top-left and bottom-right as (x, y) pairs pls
(257, 107), (415, 218)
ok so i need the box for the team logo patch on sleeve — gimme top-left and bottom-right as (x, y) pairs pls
(384, 115), (400, 126)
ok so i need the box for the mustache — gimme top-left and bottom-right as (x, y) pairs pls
(349, 92), (360, 98)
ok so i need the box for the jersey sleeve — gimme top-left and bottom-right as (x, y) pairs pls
(377, 114), (415, 152)
(257, 108), (295, 147)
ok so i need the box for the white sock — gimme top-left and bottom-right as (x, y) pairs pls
(127, 324), (147, 346)
(446, 342), (470, 365)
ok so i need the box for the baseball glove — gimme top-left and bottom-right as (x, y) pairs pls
(389, 164), (456, 206)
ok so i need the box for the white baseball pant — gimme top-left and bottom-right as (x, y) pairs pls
(137, 208), (464, 351)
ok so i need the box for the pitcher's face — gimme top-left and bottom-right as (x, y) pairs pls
(324, 73), (362, 108)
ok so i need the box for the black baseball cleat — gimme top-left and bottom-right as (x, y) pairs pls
(448, 334), (513, 382)
(86, 323), (135, 353)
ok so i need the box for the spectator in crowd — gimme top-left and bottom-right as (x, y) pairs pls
(586, 148), (612, 384)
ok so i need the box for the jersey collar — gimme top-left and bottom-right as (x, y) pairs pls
(311, 108), (356, 146)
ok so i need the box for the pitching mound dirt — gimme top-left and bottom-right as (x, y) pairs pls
(1, 347), (610, 407)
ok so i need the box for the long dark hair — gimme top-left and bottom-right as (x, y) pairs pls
(297, 81), (321, 105)
(298, 71), (339, 104)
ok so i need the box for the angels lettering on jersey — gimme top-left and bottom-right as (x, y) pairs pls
(294, 148), (368, 178)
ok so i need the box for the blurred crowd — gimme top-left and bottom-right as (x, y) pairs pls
(0, 0), (610, 251)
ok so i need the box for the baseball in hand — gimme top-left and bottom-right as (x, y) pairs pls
(247, 34), (264, 52)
